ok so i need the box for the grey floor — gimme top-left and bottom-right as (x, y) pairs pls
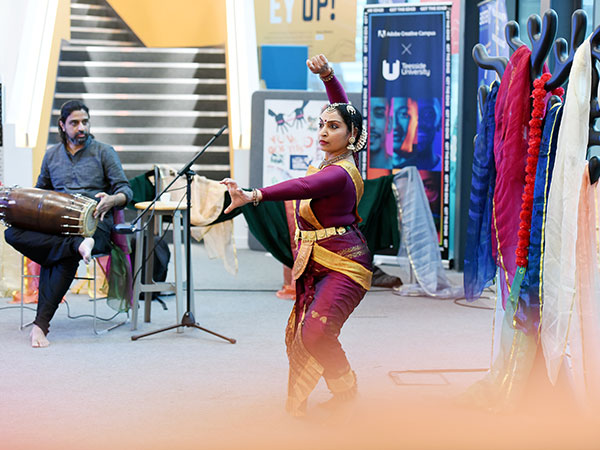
(1, 244), (597, 449)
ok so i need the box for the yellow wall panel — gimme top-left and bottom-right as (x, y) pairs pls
(106, 0), (226, 47)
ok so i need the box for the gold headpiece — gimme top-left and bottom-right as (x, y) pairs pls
(325, 103), (356, 115)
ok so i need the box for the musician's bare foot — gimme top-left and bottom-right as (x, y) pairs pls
(78, 237), (94, 264)
(30, 325), (49, 348)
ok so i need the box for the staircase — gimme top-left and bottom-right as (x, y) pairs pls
(49, 0), (230, 181)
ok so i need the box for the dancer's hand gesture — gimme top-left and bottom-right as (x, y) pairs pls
(220, 178), (253, 213)
(307, 54), (332, 78)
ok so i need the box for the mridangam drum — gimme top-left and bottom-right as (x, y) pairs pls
(0, 187), (98, 237)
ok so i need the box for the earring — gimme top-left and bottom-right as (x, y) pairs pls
(356, 128), (368, 151)
(347, 136), (356, 151)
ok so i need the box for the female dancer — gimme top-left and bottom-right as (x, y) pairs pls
(222, 54), (372, 416)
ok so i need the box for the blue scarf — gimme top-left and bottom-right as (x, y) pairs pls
(463, 82), (499, 301)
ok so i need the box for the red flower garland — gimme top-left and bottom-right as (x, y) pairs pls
(515, 74), (564, 268)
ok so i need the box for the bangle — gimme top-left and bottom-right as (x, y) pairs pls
(252, 189), (260, 206)
(320, 67), (334, 82)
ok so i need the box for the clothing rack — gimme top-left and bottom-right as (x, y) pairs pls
(473, 8), (600, 184)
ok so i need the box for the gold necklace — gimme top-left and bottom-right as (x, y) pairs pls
(319, 151), (352, 169)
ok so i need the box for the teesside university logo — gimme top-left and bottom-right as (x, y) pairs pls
(381, 59), (431, 80)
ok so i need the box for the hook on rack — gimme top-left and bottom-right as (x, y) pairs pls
(472, 44), (508, 79)
(505, 21), (526, 52)
(477, 84), (490, 120)
(545, 9), (587, 91)
(504, 11), (558, 82)
(528, 10), (558, 81)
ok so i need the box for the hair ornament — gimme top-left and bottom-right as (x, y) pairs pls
(325, 102), (355, 115)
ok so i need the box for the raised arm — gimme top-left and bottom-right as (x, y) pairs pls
(259, 165), (349, 201)
(220, 165), (351, 214)
(306, 54), (349, 104)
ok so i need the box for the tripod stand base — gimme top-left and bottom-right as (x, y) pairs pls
(131, 312), (236, 343)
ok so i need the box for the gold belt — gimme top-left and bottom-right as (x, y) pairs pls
(294, 226), (346, 243)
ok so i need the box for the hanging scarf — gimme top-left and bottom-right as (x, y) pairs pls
(492, 46), (532, 299)
(515, 102), (562, 333)
(464, 81), (499, 301)
(567, 166), (600, 408)
(541, 39), (591, 385)
(506, 71), (565, 323)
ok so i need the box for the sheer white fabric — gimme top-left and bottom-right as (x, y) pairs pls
(541, 40), (590, 384)
(158, 166), (238, 275)
(392, 167), (462, 298)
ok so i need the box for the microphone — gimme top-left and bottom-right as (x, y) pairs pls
(113, 223), (137, 234)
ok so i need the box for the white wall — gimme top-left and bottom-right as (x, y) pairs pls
(0, 0), (33, 185)
(0, 1), (30, 112)
(226, 0), (260, 249)
(0, 0), (66, 186)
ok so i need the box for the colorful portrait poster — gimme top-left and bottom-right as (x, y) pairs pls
(262, 98), (326, 186)
(363, 3), (451, 259)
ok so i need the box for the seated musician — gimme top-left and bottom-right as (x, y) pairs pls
(4, 100), (132, 347)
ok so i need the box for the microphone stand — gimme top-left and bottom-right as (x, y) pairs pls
(129, 125), (236, 343)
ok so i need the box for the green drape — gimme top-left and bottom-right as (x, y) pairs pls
(358, 175), (399, 255)
(127, 172), (155, 208)
(241, 201), (294, 267)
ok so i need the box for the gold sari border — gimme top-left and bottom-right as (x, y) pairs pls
(313, 243), (372, 290)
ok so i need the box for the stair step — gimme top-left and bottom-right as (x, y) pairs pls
(71, 26), (131, 34)
(56, 76), (226, 95)
(122, 164), (229, 181)
(57, 76), (225, 83)
(81, 126), (228, 135)
(59, 61), (226, 69)
(70, 14), (118, 22)
(117, 151), (229, 166)
(113, 145), (229, 153)
(68, 38), (139, 46)
(122, 163), (229, 172)
(71, 3), (113, 17)
(71, 31), (136, 42)
(72, 0), (107, 5)
(70, 15), (120, 29)
(51, 109), (228, 127)
(54, 92), (227, 101)
(58, 61), (225, 78)
(53, 116), (227, 128)
(52, 97), (227, 111)
(48, 130), (230, 146)
(53, 109), (228, 117)
(60, 45), (225, 63)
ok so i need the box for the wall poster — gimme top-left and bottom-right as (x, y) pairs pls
(254, 0), (357, 62)
(363, 3), (452, 259)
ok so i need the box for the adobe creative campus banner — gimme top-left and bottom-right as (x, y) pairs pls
(363, 3), (451, 259)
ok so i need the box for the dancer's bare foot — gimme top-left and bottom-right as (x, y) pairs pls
(30, 325), (49, 348)
(78, 237), (94, 264)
